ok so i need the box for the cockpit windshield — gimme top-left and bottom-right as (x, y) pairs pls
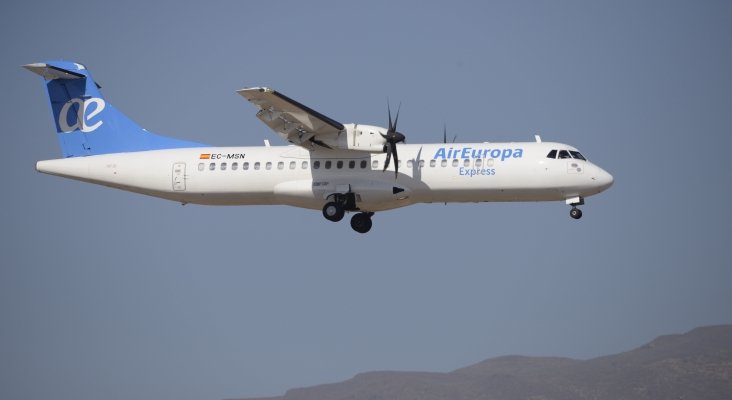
(569, 151), (586, 161)
(546, 149), (587, 161)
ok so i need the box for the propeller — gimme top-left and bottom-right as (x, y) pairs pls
(443, 123), (456, 143)
(442, 123), (455, 206)
(382, 102), (406, 179)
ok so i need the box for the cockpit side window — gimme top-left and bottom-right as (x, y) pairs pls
(557, 150), (571, 159)
(569, 151), (586, 161)
(547, 150), (557, 159)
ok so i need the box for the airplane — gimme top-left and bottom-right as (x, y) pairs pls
(25, 60), (613, 233)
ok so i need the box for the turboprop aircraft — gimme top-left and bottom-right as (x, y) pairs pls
(26, 60), (613, 233)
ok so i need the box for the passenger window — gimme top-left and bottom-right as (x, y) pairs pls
(313, 160), (320, 169)
(266, 162), (272, 170)
(558, 150), (571, 159)
(336, 160), (343, 169)
(547, 150), (557, 159)
(198, 163), (204, 171)
(372, 160), (379, 169)
(232, 162), (238, 170)
(254, 162), (260, 170)
(430, 159), (436, 167)
(209, 163), (215, 171)
(302, 161), (308, 169)
(277, 161), (284, 170)
(289, 161), (296, 169)
(452, 159), (459, 167)
(221, 162), (227, 171)
(349, 160), (355, 169)
(397, 160), (402, 168)
(325, 160), (332, 169)
(463, 159), (471, 167)
(419, 160), (425, 168)
(441, 159), (447, 167)
(360, 160), (367, 169)
(243, 162), (249, 170)
(407, 160), (414, 168)
(475, 159), (483, 167)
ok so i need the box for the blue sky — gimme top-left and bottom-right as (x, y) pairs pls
(1, 1), (731, 399)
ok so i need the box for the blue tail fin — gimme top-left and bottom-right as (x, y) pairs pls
(25, 61), (206, 157)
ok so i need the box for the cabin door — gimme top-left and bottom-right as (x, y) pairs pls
(172, 162), (186, 191)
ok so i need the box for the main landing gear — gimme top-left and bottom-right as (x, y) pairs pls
(567, 196), (584, 220)
(321, 193), (374, 233)
(350, 212), (374, 234)
(322, 202), (345, 222)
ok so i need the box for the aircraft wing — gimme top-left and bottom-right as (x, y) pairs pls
(238, 87), (344, 148)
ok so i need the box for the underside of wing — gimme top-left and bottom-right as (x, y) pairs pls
(238, 87), (344, 148)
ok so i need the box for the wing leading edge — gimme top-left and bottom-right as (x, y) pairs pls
(238, 87), (344, 148)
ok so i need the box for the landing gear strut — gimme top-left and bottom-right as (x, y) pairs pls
(322, 192), (357, 222)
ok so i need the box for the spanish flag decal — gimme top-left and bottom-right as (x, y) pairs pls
(199, 154), (211, 159)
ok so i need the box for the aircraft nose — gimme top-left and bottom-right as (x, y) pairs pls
(593, 166), (614, 191)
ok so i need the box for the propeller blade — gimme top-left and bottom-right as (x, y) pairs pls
(443, 124), (456, 143)
(393, 131), (405, 143)
(392, 141), (399, 179)
(387, 102), (393, 132)
(392, 103), (401, 132)
(382, 101), (405, 179)
(383, 141), (392, 172)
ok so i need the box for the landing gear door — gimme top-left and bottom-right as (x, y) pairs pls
(172, 162), (186, 191)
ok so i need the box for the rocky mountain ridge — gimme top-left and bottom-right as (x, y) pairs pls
(238, 325), (732, 400)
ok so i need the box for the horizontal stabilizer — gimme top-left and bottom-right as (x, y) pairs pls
(23, 63), (85, 80)
(24, 62), (102, 88)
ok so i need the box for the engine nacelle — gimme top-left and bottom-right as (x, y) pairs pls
(328, 123), (388, 153)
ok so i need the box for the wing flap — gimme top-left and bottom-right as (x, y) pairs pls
(238, 87), (344, 146)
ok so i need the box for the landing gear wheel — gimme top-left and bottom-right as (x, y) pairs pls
(570, 207), (583, 220)
(350, 213), (373, 233)
(322, 202), (345, 222)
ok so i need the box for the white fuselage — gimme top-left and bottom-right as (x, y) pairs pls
(36, 141), (614, 212)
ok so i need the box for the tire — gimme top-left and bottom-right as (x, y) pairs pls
(322, 202), (344, 222)
(350, 213), (373, 233)
(570, 208), (583, 220)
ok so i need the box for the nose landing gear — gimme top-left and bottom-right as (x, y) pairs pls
(566, 196), (585, 220)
